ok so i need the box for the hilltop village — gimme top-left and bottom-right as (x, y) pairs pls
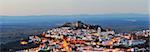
(19, 21), (149, 52)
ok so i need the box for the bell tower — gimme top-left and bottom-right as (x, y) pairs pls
(97, 27), (101, 35)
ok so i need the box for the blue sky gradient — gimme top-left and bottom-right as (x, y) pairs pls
(0, 0), (148, 16)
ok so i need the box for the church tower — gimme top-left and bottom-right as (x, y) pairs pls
(97, 27), (101, 35)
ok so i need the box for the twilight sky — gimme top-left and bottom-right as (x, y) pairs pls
(0, 0), (148, 16)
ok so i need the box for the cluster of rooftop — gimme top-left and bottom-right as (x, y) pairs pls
(19, 21), (150, 52)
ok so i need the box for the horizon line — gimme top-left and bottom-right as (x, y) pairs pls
(0, 13), (148, 16)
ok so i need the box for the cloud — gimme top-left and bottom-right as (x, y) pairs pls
(125, 19), (137, 22)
